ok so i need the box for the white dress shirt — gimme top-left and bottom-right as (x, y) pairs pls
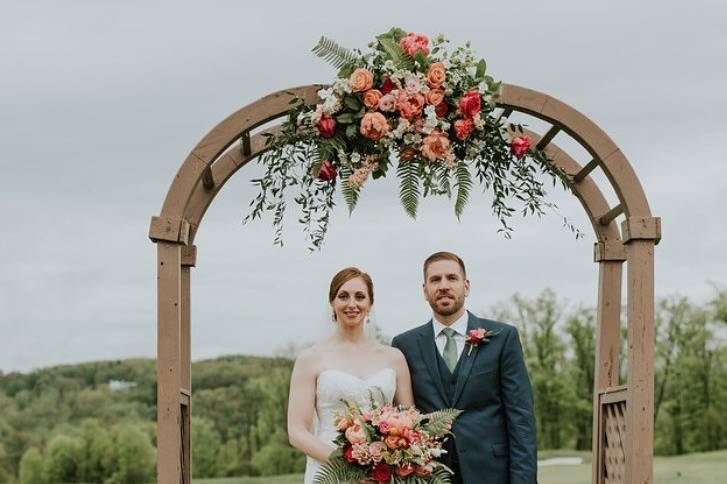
(432, 310), (469, 361)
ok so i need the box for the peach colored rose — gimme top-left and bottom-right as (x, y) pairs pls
(336, 416), (351, 431)
(427, 62), (446, 88)
(378, 93), (397, 112)
(359, 112), (390, 140)
(454, 118), (475, 141)
(421, 131), (451, 161)
(396, 92), (425, 120)
(385, 435), (402, 449)
(362, 89), (382, 110)
(345, 423), (368, 445)
(399, 32), (430, 57)
(511, 135), (531, 157)
(426, 88), (445, 106)
(350, 68), (374, 93)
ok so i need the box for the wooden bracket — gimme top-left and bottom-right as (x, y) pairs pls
(593, 241), (627, 262)
(621, 217), (661, 244)
(181, 244), (197, 267)
(149, 216), (190, 244)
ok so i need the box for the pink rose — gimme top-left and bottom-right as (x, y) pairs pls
(453, 119), (475, 141)
(427, 62), (446, 88)
(378, 93), (397, 112)
(317, 160), (337, 182)
(459, 90), (481, 119)
(380, 76), (395, 95)
(399, 32), (430, 57)
(369, 441), (386, 463)
(415, 463), (434, 477)
(345, 423), (368, 444)
(511, 135), (531, 157)
(350, 68), (374, 93)
(435, 102), (448, 118)
(359, 112), (390, 140)
(426, 88), (445, 106)
(316, 116), (336, 138)
(421, 131), (451, 161)
(363, 89), (382, 110)
(396, 92), (425, 120)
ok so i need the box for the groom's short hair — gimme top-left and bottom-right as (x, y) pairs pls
(423, 252), (467, 280)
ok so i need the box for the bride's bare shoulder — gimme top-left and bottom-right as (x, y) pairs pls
(294, 341), (333, 368)
(373, 342), (406, 364)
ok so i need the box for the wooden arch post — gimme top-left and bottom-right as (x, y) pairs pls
(149, 84), (660, 484)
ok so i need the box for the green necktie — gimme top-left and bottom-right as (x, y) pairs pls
(441, 327), (458, 373)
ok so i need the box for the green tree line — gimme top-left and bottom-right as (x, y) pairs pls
(0, 289), (725, 482)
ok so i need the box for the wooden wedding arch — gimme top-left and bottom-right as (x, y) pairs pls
(149, 84), (660, 484)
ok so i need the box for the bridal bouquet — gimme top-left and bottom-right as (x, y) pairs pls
(245, 27), (576, 249)
(314, 398), (462, 483)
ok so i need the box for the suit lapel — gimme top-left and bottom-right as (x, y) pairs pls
(416, 321), (450, 405)
(452, 311), (483, 406)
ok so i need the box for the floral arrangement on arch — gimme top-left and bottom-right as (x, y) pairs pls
(245, 27), (574, 248)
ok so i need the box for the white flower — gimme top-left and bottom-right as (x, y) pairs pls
(404, 75), (423, 93)
(478, 81), (488, 94)
(317, 87), (334, 100)
(473, 113), (485, 129)
(384, 60), (395, 70)
(404, 133), (415, 144)
(440, 121), (451, 131)
(424, 105), (437, 118)
(350, 152), (361, 164)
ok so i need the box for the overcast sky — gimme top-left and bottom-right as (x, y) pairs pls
(2, 0), (725, 372)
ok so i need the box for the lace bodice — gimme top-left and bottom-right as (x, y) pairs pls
(303, 368), (397, 483)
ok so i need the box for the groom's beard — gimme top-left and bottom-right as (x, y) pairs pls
(428, 292), (465, 317)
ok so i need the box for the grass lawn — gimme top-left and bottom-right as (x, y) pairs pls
(197, 449), (727, 484)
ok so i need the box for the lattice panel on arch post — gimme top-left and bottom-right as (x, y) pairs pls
(598, 387), (627, 484)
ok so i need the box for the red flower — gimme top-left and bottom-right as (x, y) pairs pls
(344, 445), (356, 464)
(316, 116), (336, 138)
(435, 102), (448, 118)
(380, 76), (395, 95)
(317, 160), (337, 182)
(372, 463), (393, 482)
(459, 90), (481, 119)
(510, 135), (531, 158)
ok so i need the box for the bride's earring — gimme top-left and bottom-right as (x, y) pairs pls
(366, 314), (371, 324)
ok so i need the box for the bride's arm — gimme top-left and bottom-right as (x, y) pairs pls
(392, 348), (415, 407)
(287, 349), (336, 463)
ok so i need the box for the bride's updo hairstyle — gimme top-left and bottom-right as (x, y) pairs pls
(328, 267), (375, 305)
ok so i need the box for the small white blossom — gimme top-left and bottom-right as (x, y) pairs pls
(350, 152), (361, 164)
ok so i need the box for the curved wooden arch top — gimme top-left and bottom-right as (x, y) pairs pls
(151, 83), (655, 250)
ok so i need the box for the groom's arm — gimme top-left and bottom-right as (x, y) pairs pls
(500, 326), (537, 484)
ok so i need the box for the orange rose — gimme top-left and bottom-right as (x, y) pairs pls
(421, 131), (451, 161)
(350, 68), (374, 93)
(363, 89), (382, 110)
(426, 88), (445, 106)
(359, 112), (390, 140)
(427, 62), (446, 88)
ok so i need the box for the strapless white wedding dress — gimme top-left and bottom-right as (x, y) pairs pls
(303, 368), (397, 484)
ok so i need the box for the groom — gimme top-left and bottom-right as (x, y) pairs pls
(392, 252), (537, 484)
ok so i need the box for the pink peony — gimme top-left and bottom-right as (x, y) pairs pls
(345, 423), (368, 444)
(396, 92), (425, 120)
(399, 32), (430, 57)
(369, 441), (386, 463)
(378, 93), (397, 112)
(511, 135), (531, 157)
(359, 112), (390, 140)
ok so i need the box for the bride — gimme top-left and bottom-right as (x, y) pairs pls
(287, 267), (414, 483)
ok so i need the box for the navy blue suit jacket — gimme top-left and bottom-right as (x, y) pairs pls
(392, 311), (537, 484)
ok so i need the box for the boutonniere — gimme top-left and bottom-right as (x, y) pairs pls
(465, 328), (500, 355)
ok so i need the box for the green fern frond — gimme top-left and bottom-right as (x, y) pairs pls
(397, 161), (420, 218)
(420, 408), (463, 438)
(454, 162), (473, 219)
(339, 164), (359, 214)
(312, 36), (359, 70)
